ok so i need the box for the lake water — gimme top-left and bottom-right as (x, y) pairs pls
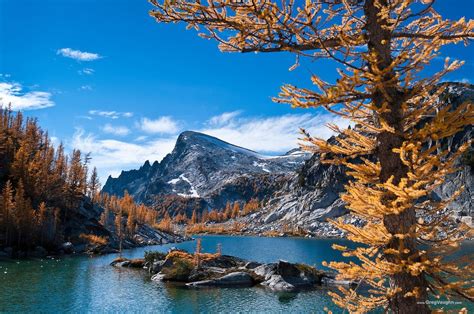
(0, 235), (471, 313)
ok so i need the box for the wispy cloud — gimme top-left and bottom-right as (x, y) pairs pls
(88, 110), (133, 119)
(57, 48), (101, 61)
(138, 117), (180, 134)
(208, 110), (242, 126)
(71, 128), (176, 182)
(201, 112), (349, 153)
(80, 85), (93, 91)
(0, 82), (54, 110)
(102, 123), (131, 136)
(78, 68), (95, 75)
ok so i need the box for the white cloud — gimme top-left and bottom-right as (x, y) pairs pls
(0, 82), (54, 110)
(208, 110), (242, 126)
(201, 112), (349, 153)
(135, 135), (148, 142)
(139, 116), (180, 134)
(88, 110), (134, 119)
(102, 123), (131, 136)
(80, 85), (93, 91)
(79, 68), (95, 75)
(71, 128), (176, 182)
(57, 48), (101, 61)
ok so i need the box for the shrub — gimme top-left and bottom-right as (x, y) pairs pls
(144, 251), (167, 264)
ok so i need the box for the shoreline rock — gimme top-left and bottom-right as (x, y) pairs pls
(113, 249), (356, 292)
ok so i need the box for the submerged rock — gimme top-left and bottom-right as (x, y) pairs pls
(110, 258), (145, 268)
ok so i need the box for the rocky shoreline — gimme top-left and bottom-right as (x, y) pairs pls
(0, 225), (189, 259)
(111, 248), (354, 292)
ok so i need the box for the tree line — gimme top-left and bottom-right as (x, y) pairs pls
(0, 107), (100, 249)
(0, 108), (165, 252)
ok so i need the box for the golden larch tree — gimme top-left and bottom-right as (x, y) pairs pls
(149, 0), (473, 312)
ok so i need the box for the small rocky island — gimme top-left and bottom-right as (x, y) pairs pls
(111, 248), (353, 292)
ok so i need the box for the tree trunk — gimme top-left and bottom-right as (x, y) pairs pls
(364, 1), (430, 312)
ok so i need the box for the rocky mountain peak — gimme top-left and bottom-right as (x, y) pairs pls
(102, 130), (311, 211)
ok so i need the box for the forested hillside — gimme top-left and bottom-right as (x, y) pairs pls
(0, 108), (181, 256)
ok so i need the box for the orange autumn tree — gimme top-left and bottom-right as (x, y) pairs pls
(149, 0), (474, 312)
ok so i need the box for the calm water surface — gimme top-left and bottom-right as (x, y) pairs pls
(0, 235), (471, 313)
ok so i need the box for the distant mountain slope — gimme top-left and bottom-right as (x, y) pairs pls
(103, 131), (311, 213)
(242, 82), (473, 236)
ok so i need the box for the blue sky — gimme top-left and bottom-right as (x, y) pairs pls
(0, 0), (472, 182)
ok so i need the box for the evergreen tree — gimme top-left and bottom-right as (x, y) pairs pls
(190, 209), (197, 225)
(37, 202), (48, 246)
(127, 206), (136, 235)
(0, 181), (15, 246)
(88, 167), (100, 204)
(115, 207), (123, 256)
(231, 202), (240, 219)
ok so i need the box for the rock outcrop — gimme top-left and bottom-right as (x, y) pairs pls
(114, 248), (353, 292)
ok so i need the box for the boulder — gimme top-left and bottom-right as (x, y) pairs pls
(151, 273), (166, 281)
(253, 263), (277, 280)
(150, 260), (166, 274)
(61, 242), (74, 254)
(244, 261), (261, 269)
(259, 260), (323, 291)
(110, 258), (130, 267)
(261, 274), (297, 292)
(201, 255), (246, 269)
(187, 272), (254, 288)
(276, 260), (301, 277)
(188, 266), (227, 282)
